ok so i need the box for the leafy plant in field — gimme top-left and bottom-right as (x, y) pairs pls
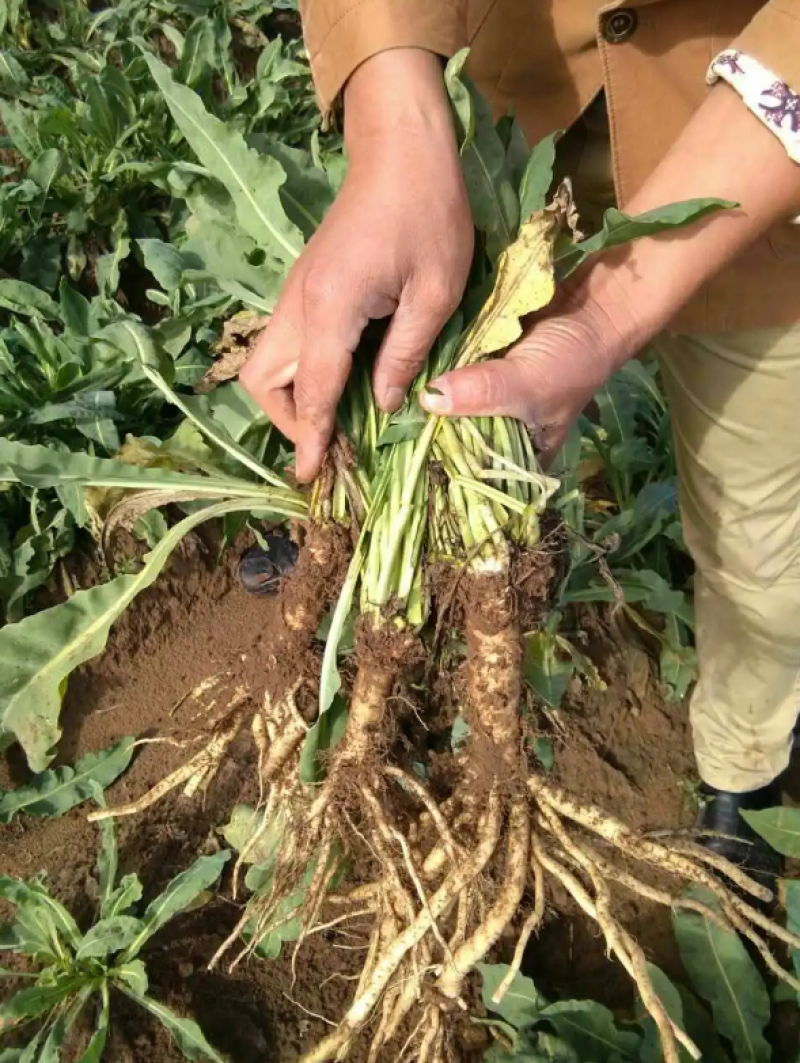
(0, 274), (234, 621)
(520, 359), (697, 711)
(0, 736), (134, 823)
(218, 803), (329, 961)
(566, 360), (696, 690)
(0, 0), (322, 285)
(0, 0), (329, 616)
(0, 794), (230, 1063)
(478, 920), (768, 1063)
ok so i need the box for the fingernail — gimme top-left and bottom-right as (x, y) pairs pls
(381, 385), (405, 412)
(420, 383), (451, 414)
(295, 452), (320, 484)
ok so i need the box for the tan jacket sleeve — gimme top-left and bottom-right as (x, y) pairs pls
(734, 0), (800, 88)
(298, 0), (466, 121)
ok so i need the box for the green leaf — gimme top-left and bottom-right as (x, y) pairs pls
(120, 992), (228, 1062)
(39, 988), (90, 1063)
(175, 20), (216, 88)
(99, 318), (166, 376)
(444, 50), (518, 260)
(220, 804), (285, 867)
(75, 990), (110, 1063)
(0, 737), (135, 823)
(0, 982), (75, 1025)
(113, 959), (149, 997)
(376, 402), (429, 447)
(675, 986), (729, 1063)
(28, 149), (66, 196)
(523, 630), (574, 709)
(0, 532), (56, 622)
(541, 998), (641, 1062)
(1, 915), (51, 960)
(562, 567), (690, 621)
(59, 280), (91, 337)
(242, 873), (308, 955)
(638, 964), (689, 1063)
(741, 806), (800, 857)
(450, 714), (470, 754)
(557, 199), (735, 278)
(299, 693), (348, 784)
(122, 850), (230, 960)
(75, 915), (143, 961)
(133, 510), (169, 548)
(0, 50), (28, 92)
(0, 876), (81, 952)
(532, 737), (554, 774)
(479, 963), (547, 1029)
(497, 111), (529, 190)
(102, 875), (143, 920)
(143, 49), (302, 267)
(673, 889), (770, 1063)
(0, 438), (273, 499)
(138, 366), (289, 490)
(0, 500), (263, 770)
(92, 782), (118, 913)
(0, 280), (60, 319)
(137, 239), (186, 293)
(0, 99), (40, 159)
(96, 213), (130, 300)
(255, 141), (335, 240)
(519, 132), (560, 220)
(660, 617), (697, 701)
(18, 1030), (45, 1063)
(181, 199), (283, 310)
(484, 1027), (579, 1063)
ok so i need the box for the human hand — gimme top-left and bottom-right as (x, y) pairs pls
(239, 49), (474, 482)
(419, 269), (647, 461)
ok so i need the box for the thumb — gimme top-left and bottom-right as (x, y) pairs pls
(419, 354), (538, 421)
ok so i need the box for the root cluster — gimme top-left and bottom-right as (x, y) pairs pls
(92, 533), (800, 1063)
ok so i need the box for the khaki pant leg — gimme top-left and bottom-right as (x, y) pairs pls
(655, 329), (800, 792)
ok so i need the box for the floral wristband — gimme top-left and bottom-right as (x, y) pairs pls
(708, 49), (800, 165)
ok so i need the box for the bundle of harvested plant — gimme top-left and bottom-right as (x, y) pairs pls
(91, 47), (800, 1063)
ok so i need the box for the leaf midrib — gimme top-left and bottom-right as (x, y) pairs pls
(154, 63), (301, 264)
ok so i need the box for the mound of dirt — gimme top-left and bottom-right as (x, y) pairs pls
(2, 546), (797, 1062)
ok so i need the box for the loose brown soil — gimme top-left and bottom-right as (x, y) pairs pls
(2, 545), (798, 1062)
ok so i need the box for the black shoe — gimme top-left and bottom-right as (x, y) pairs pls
(697, 780), (784, 904)
(238, 534), (299, 596)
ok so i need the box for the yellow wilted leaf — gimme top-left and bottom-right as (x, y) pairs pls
(459, 182), (577, 367)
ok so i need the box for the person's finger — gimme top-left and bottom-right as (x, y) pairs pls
(372, 280), (459, 411)
(260, 384), (298, 443)
(419, 353), (539, 421)
(239, 314), (301, 408)
(291, 271), (369, 482)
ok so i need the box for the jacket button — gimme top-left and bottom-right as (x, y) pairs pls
(601, 8), (638, 43)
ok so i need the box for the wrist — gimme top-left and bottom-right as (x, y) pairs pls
(558, 258), (653, 374)
(344, 49), (456, 159)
